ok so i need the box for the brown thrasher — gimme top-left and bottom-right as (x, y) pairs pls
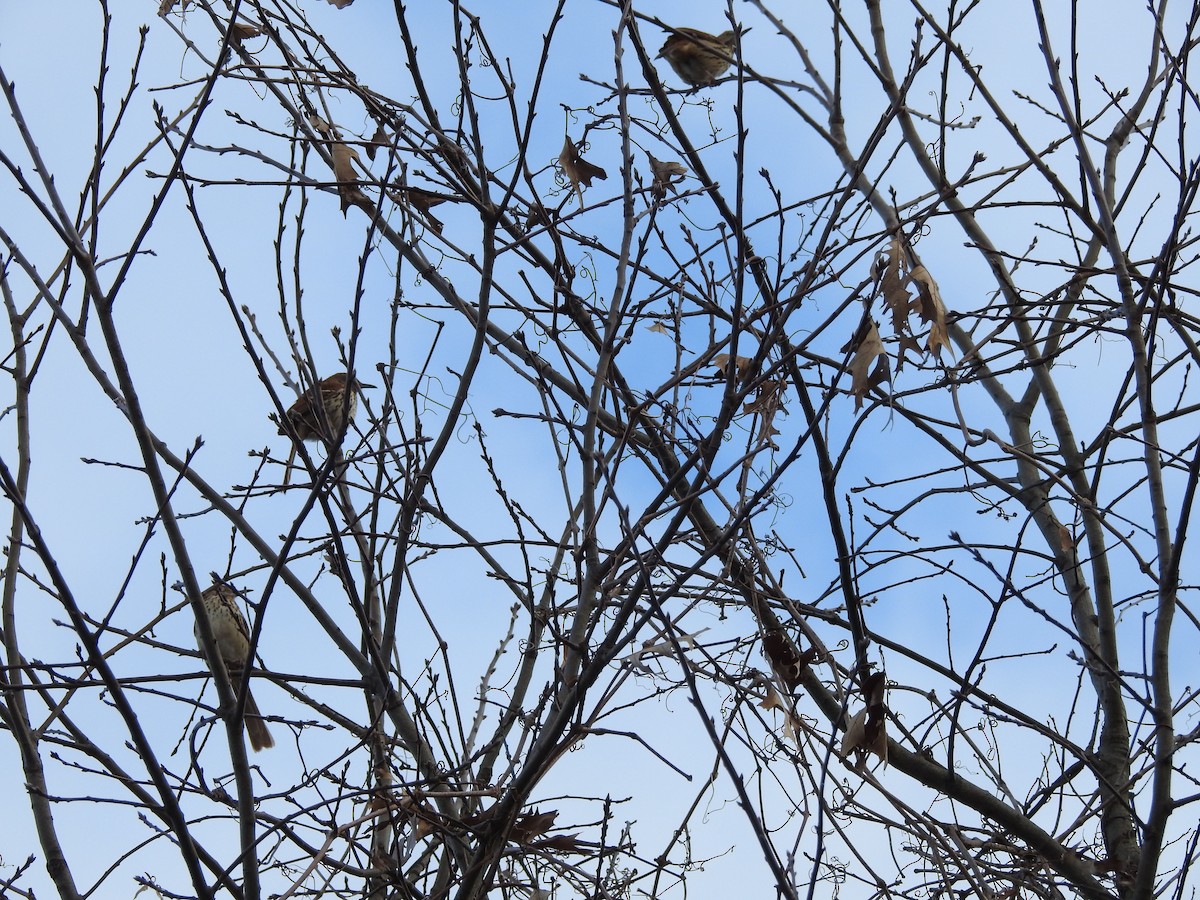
(278, 372), (369, 484)
(195, 582), (274, 752)
(656, 28), (737, 87)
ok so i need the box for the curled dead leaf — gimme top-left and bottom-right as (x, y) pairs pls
(895, 333), (922, 371)
(742, 379), (785, 416)
(533, 833), (585, 853)
(840, 320), (889, 410)
(559, 136), (607, 209)
(1056, 522), (1075, 554)
(648, 152), (687, 201)
(762, 628), (812, 690)
(843, 670), (889, 767)
(758, 680), (786, 713)
(752, 671), (803, 745)
(412, 816), (436, 839)
(863, 670), (886, 709)
(841, 708), (867, 759)
(876, 237), (912, 337)
(909, 264), (950, 357)
(308, 113), (334, 136)
(330, 142), (359, 183)
(714, 353), (753, 382)
(625, 628), (709, 673)
(365, 122), (389, 161)
(782, 711), (800, 744)
(525, 204), (552, 231)
(331, 141), (370, 216)
(841, 709), (888, 766)
(394, 791), (421, 815)
(872, 237), (952, 362)
(511, 809), (558, 844)
(759, 422), (781, 450)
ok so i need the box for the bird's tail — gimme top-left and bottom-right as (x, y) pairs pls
(282, 443), (297, 487)
(241, 684), (275, 752)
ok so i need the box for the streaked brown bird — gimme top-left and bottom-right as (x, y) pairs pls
(656, 27), (738, 87)
(195, 582), (274, 752)
(278, 372), (369, 484)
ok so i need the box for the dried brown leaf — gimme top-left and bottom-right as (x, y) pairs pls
(759, 422), (781, 450)
(751, 670), (803, 744)
(533, 834), (584, 853)
(714, 353), (753, 382)
(782, 710), (800, 744)
(758, 681), (786, 713)
(365, 122), (389, 161)
(525, 204), (552, 231)
(742, 379), (785, 416)
(331, 142), (369, 215)
(865, 715), (888, 764)
(308, 114), (334, 136)
(763, 628), (807, 689)
(394, 792), (421, 816)
(647, 321), (670, 336)
(559, 136), (607, 209)
(841, 320), (888, 410)
(895, 333), (922, 372)
(909, 264), (950, 357)
(625, 628), (708, 673)
(841, 707), (867, 758)
(326, 0), (355, 7)
(852, 671), (889, 766)
(331, 142), (360, 184)
(511, 809), (558, 844)
(863, 671), (887, 716)
(413, 817), (435, 838)
(648, 152), (687, 201)
(877, 237), (912, 336)
(1056, 523), (1075, 554)
(841, 708), (887, 765)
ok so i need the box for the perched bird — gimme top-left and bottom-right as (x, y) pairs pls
(656, 27), (738, 87)
(278, 372), (370, 484)
(195, 582), (274, 752)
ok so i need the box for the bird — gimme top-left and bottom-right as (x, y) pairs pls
(278, 372), (370, 484)
(656, 27), (738, 87)
(195, 582), (274, 752)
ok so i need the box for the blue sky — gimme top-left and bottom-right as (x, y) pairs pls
(0, 2), (1196, 898)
